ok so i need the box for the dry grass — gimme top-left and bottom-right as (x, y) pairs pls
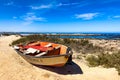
(86, 52), (120, 75)
(11, 34), (103, 53)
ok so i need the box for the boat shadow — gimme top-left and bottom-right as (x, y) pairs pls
(34, 61), (83, 75)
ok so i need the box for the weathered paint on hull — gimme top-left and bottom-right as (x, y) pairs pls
(21, 55), (69, 67)
(15, 49), (71, 67)
(14, 42), (73, 67)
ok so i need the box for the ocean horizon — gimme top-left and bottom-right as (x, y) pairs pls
(1, 32), (120, 40)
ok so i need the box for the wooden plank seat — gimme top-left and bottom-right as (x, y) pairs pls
(24, 45), (53, 52)
(19, 42), (62, 56)
(23, 45), (61, 56)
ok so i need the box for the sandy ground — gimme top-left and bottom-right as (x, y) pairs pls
(89, 39), (120, 50)
(0, 35), (120, 80)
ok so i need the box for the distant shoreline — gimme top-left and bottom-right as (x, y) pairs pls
(0, 32), (120, 40)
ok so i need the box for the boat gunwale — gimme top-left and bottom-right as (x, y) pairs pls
(15, 49), (73, 58)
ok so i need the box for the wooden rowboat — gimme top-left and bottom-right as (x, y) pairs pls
(14, 41), (73, 67)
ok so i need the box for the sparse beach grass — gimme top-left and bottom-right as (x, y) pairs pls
(11, 34), (103, 53)
(86, 52), (120, 75)
(11, 34), (120, 75)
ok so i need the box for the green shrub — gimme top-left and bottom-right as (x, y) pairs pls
(86, 55), (100, 67)
(12, 34), (120, 74)
(86, 52), (120, 75)
(80, 39), (89, 46)
(11, 35), (103, 53)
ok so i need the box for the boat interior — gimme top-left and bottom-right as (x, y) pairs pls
(16, 41), (68, 57)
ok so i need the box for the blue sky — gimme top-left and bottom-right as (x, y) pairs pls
(0, 0), (120, 32)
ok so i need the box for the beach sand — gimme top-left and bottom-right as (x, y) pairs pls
(0, 35), (120, 80)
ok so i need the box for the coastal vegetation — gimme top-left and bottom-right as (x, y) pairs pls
(86, 52), (120, 75)
(0, 32), (19, 36)
(11, 34), (120, 75)
(11, 34), (102, 53)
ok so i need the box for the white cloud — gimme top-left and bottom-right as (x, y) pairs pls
(22, 13), (46, 25)
(5, 2), (14, 6)
(13, 16), (17, 19)
(113, 16), (120, 18)
(24, 15), (45, 21)
(57, 3), (70, 6)
(75, 13), (99, 20)
(22, 21), (33, 25)
(57, 3), (80, 7)
(31, 4), (52, 10)
(31, 3), (80, 10)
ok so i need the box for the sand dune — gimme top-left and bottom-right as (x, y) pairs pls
(0, 35), (119, 80)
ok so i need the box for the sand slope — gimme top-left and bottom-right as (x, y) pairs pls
(0, 35), (119, 80)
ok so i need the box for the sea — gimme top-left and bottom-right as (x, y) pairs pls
(18, 32), (120, 40)
(1, 32), (120, 40)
